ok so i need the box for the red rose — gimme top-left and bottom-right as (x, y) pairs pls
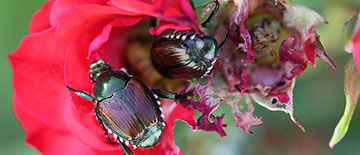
(9, 0), (200, 154)
(350, 15), (360, 73)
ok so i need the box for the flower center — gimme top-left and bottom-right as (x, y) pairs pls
(245, 14), (284, 64)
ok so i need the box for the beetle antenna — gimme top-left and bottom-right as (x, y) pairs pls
(65, 86), (77, 92)
(201, 0), (220, 28)
(65, 86), (96, 101)
(218, 27), (230, 50)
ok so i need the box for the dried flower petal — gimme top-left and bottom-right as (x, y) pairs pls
(251, 79), (305, 132)
(180, 84), (227, 136)
(226, 92), (262, 134)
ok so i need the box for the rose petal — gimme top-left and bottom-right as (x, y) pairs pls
(304, 39), (316, 66)
(149, 21), (194, 36)
(8, 28), (68, 132)
(110, 0), (199, 35)
(29, 0), (54, 33)
(349, 14), (360, 73)
(65, 104), (120, 151)
(59, 4), (143, 112)
(50, 0), (109, 26)
(279, 37), (307, 79)
(88, 16), (146, 61)
(354, 32), (360, 73)
(13, 95), (117, 155)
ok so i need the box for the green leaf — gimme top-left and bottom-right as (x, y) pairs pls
(188, 0), (195, 9)
(329, 56), (360, 148)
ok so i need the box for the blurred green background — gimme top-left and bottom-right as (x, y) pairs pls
(1, 0), (359, 155)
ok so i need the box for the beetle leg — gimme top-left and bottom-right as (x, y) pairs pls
(201, 0), (220, 28)
(94, 104), (115, 144)
(117, 137), (133, 155)
(65, 86), (95, 101)
(152, 89), (193, 100)
(217, 27), (230, 50)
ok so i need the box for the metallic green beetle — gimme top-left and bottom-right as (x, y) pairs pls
(151, 0), (230, 80)
(65, 60), (190, 155)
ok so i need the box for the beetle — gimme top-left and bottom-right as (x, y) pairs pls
(65, 60), (191, 155)
(151, 0), (230, 80)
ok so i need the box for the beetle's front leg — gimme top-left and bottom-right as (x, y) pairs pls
(152, 89), (193, 100)
(201, 0), (220, 27)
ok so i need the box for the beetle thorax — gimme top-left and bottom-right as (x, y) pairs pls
(93, 70), (130, 101)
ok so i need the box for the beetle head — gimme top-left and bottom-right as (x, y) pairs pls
(196, 37), (218, 62)
(89, 60), (111, 82)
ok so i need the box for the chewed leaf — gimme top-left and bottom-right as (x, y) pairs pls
(329, 56), (360, 148)
(250, 79), (305, 132)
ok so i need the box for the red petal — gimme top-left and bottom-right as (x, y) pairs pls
(29, 0), (54, 33)
(50, 0), (109, 26)
(58, 4), (143, 112)
(149, 21), (194, 36)
(304, 39), (315, 66)
(279, 37), (307, 79)
(110, 0), (199, 35)
(88, 17), (146, 62)
(352, 24), (360, 73)
(8, 28), (68, 132)
(14, 96), (129, 155)
(65, 105), (120, 150)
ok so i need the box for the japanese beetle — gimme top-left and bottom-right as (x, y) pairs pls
(151, 0), (230, 80)
(65, 60), (190, 155)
